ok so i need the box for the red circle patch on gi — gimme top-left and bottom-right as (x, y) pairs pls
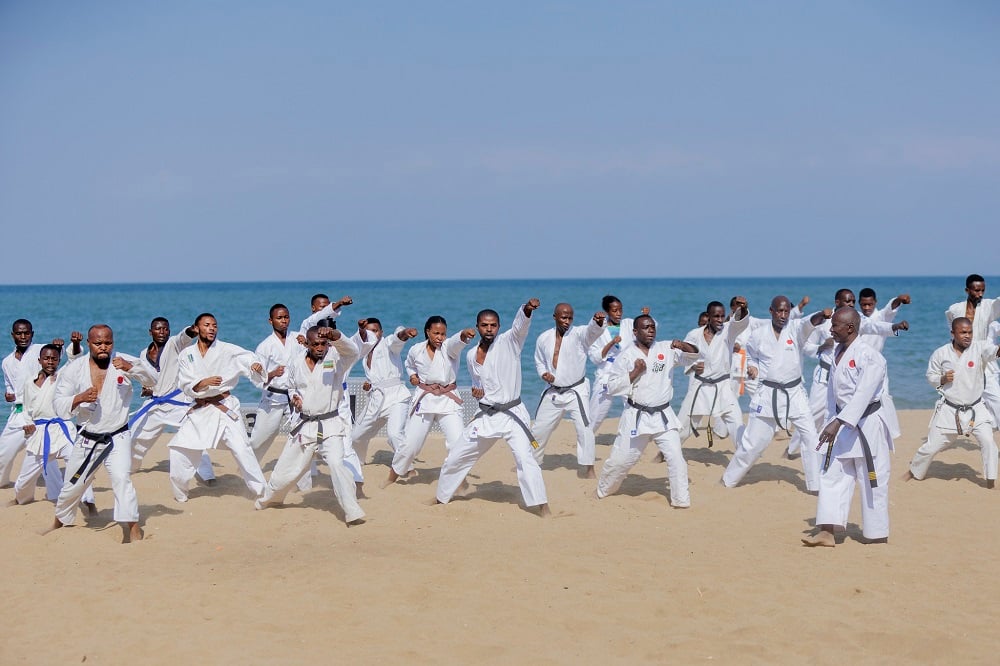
(969, 361), (975, 368)
(786, 339), (793, 345)
(657, 353), (664, 360)
(117, 376), (125, 384)
(849, 360), (856, 368)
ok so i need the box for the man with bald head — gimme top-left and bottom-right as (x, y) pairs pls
(531, 303), (606, 478)
(904, 317), (1000, 489)
(722, 296), (830, 491)
(804, 307), (893, 547)
(50, 325), (154, 543)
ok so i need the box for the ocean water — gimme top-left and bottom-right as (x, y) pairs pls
(1, 276), (994, 418)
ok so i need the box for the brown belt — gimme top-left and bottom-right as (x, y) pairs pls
(409, 382), (461, 416)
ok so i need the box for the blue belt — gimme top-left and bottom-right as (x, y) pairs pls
(128, 388), (189, 428)
(33, 417), (72, 475)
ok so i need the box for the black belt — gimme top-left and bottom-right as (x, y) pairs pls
(626, 398), (671, 430)
(266, 385), (293, 408)
(943, 397), (982, 436)
(818, 359), (831, 383)
(689, 373), (730, 447)
(71, 423), (129, 485)
(824, 400), (882, 488)
(761, 377), (803, 436)
(289, 409), (340, 446)
(474, 398), (538, 449)
(535, 376), (589, 427)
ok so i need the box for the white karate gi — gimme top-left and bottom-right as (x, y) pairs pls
(909, 341), (999, 482)
(390, 331), (469, 477)
(986, 321), (1000, 425)
(168, 340), (267, 502)
(12, 373), (94, 506)
(257, 335), (364, 523)
(247, 331), (301, 459)
(52, 354), (152, 525)
(791, 313), (899, 455)
(1, 344), (60, 493)
(815, 340), (892, 540)
(946, 297), (1000, 430)
(588, 318), (638, 433)
(531, 317), (604, 466)
(597, 340), (698, 507)
(676, 313), (749, 447)
(722, 314), (822, 491)
(349, 327), (412, 467)
(129, 330), (214, 480)
(436, 306), (548, 507)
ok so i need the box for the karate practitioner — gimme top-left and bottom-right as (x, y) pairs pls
(676, 298), (749, 449)
(803, 307), (893, 547)
(248, 305), (300, 461)
(435, 300), (550, 514)
(588, 296), (650, 434)
(169, 314), (268, 503)
(596, 314), (700, 507)
(129, 317), (215, 483)
(1, 319), (71, 494)
(721, 297), (830, 492)
(730, 296), (806, 399)
(789, 289), (905, 458)
(531, 303), (606, 478)
(349, 318), (417, 468)
(49, 325), (152, 543)
(10, 344), (95, 509)
(858, 288), (911, 353)
(904, 317), (1000, 488)
(384, 316), (475, 485)
(256, 325), (366, 524)
(945, 274), (1000, 427)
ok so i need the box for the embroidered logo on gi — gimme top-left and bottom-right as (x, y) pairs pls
(657, 353), (664, 360)
(786, 339), (793, 345)
(117, 376), (125, 384)
(187, 353), (194, 362)
(969, 361), (975, 368)
(849, 360), (856, 368)
(323, 360), (334, 369)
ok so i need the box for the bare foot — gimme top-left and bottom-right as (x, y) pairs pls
(902, 470), (915, 482)
(988, 479), (996, 490)
(205, 478), (218, 487)
(82, 501), (97, 516)
(346, 517), (366, 527)
(123, 522), (144, 544)
(41, 518), (65, 536)
(456, 479), (470, 496)
(579, 465), (596, 479)
(529, 503), (551, 517)
(801, 529), (836, 547)
(380, 469), (400, 489)
(652, 451), (665, 463)
(356, 482), (367, 499)
(6, 498), (21, 507)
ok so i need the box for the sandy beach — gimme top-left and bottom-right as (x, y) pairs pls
(3, 408), (999, 664)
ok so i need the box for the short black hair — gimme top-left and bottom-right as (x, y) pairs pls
(269, 303), (289, 318)
(601, 295), (621, 312)
(967, 274), (985, 288)
(858, 288), (876, 300)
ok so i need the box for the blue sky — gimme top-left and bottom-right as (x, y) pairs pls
(2, 1), (998, 284)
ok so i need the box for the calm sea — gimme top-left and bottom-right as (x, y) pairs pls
(1, 276), (993, 418)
